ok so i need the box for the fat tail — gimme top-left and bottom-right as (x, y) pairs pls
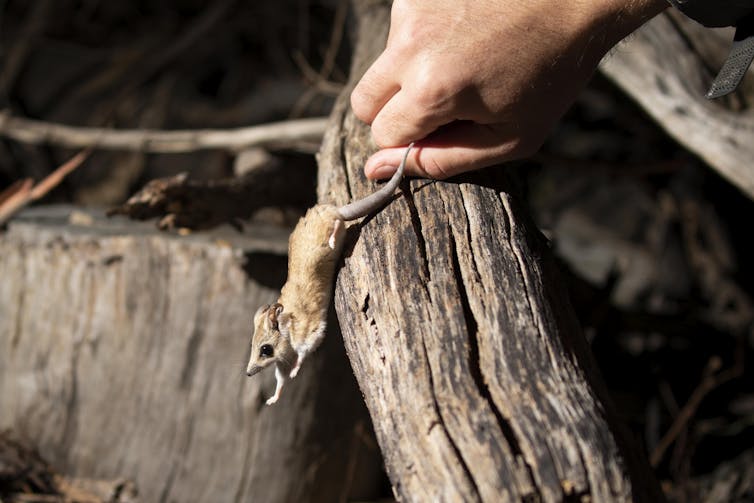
(337, 142), (414, 221)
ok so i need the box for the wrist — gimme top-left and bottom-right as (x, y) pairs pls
(559, 0), (667, 67)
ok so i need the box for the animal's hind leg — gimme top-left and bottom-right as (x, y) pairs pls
(328, 219), (345, 250)
(289, 350), (306, 379)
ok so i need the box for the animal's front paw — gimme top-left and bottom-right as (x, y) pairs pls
(265, 395), (279, 406)
(289, 363), (301, 379)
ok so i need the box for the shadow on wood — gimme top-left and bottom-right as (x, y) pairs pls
(316, 2), (665, 501)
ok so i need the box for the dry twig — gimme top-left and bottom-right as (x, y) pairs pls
(0, 149), (90, 225)
(0, 111), (328, 153)
(650, 356), (743, 467)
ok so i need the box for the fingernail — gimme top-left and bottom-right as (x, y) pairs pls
(366, 164), (395, 180)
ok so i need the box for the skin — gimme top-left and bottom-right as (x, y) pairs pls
(351, 0), (668, 180)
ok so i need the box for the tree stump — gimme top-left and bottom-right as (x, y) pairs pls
(315, 2), (663, 501)
(0, 206), (382, 502)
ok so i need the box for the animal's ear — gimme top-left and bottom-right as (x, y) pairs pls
(268, 303), (284, 330)
(278, 312), (292, 337)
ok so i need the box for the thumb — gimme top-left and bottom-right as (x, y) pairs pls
(363, 121), (537, 180)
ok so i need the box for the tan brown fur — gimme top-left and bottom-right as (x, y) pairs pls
(246, 144), (413, 405)
(278, 204), (344, 338)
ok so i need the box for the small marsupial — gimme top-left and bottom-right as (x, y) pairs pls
(246, 143), (414, 404)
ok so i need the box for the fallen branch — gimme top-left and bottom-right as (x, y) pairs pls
(106, 155), (316, 230)
(0, 149), (90, 226)
(0, 111), (328, 153)
(650, 356), (743, 467)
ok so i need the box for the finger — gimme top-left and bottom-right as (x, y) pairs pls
(364, 121), (539, 180)
(369, 87), (451, 148)
(350, 52), (402, 125)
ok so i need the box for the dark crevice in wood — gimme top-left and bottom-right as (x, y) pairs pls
(452, 194), (540, 496)
(447, 218), (540, 497)
(418, 335), (481, 502)
(446, 219), (483, 389)
(60, 348), (80, 463)
(457, 190), (486, 311)
(180, 301), (206, 390)
(179, 324), (204, 390)
(11, 253), (25, 349)
(402, 183), (431, 295)
(499, 194), (548, 348)
(337, 121), (354, 202)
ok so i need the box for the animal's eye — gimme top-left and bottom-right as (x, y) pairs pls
(260, 344), (274, 358)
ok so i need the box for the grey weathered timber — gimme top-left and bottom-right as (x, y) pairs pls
(0, 206), (381, 503)
(315, 2), (663, 501)
(600, 11), (754, 200)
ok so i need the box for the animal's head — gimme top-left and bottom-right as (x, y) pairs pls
(246, 303), (294, 376)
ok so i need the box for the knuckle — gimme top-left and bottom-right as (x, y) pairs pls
(413, 75), (451, 111)
(350, 86), (373, 123)
(370, 116), (402, 148)
(371, 110), (418, 148)
(411, 65), (465, 113)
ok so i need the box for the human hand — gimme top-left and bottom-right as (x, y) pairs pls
(351, 0), (667, 179)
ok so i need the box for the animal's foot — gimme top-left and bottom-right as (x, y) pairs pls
(289, 361), (302, 379)
(289, 352), (305, 379)
(265, 395), (279, 406)
(328, 219), (344, 250)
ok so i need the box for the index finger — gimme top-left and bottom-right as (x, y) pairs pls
(351, 51), (402, 125)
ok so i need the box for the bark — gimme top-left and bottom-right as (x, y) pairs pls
(106, 153), (316, 231)
(316, 2), (663, 501)
(0, 206), (382, 503)
(600, 11), (754, 200)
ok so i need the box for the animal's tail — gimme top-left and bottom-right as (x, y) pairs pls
(337, 142), (414, 221)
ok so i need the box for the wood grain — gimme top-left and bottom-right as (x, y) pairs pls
(315, 2), (663, 501)
(0, 207), (381, 503)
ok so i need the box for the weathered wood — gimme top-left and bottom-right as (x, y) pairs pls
(316, 2), (663, 501)
(106, 154), (316, 231)
(600, 11), (754, 199)
(0, 206), (381, 502)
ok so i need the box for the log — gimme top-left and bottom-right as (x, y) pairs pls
(316, 2), (663, 501)
(0, 206), (382, 502)
(600, 11), (754, 200)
